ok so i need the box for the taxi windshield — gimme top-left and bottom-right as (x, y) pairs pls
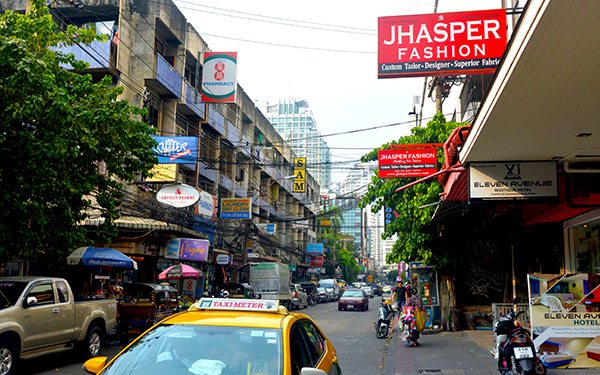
(101, 324), (282, 375)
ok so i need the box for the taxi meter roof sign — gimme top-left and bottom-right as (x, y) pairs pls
(191, 298), (280, 312)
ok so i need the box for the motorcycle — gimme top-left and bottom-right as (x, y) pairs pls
(374, 299), (396, 339)
(494, 310), (546, 375)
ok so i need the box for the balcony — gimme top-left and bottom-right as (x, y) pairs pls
(178, 80), (205, 119)
(56, 39), (113, 70)
(206, 104), (226, 135)
(199, 163), (217, 182)
(226, 120), (240, 144)
(145, 53), (182, 99)
(219, 174), (233, 191)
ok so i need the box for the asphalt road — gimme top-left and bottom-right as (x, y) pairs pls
(26, 294), (392, 374)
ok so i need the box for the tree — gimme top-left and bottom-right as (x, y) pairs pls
(0, 1), (157, 262)
(359, 113), (465, 268)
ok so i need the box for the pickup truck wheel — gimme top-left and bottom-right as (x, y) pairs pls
(0, 340), (17, 375)
(82, 326), (103, 358)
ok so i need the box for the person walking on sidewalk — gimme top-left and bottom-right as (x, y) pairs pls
(390, 281), (407, 332)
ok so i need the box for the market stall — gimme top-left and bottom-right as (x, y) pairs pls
(158, 263), (204, 308)
(67, 246), (137, 300)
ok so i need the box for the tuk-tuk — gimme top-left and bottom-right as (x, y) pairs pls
(117, 283), (179, 342)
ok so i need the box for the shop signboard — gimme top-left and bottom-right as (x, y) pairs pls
(146, 164), (177, 182)
(378, 9), (507, 78)
(378, 148), (437, 178)
(215, 253), (231, 265)
(306, 243), (324, 255)
(469, 162), (557, 202)
(156, 184), (200, 208)
(528, 273), (600, 369)
(152, 136), (198, 164)
(167, 238), (209, 262)
(307, 267), (321, 274)
(220, 198), (252, 219)
(196, 190), (218, 219)
(310, 256), (324, 266)
(201, 52), (238, 103)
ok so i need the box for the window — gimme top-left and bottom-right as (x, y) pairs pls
(27, 283), (55, 305)
(289, 320), (326, 375)
(55, 280), (69, 303)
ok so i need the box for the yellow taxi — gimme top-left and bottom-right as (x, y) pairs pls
(83, 298), (342, 375)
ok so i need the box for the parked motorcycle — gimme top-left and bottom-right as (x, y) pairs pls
(494, 310), (546, 375)
(374, 299), (395, 339)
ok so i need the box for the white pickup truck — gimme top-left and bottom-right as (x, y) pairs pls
(0, 276), (117, 374)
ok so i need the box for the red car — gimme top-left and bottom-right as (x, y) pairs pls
(338, 288), (369, 311)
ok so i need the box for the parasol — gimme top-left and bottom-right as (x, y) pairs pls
(158, 264), (203, 280)
(67, 247), (138, 270)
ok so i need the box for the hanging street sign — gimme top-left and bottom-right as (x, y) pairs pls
(156, 184), (200, 208)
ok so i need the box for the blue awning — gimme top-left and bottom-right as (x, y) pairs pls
(67, 247), (137, 270)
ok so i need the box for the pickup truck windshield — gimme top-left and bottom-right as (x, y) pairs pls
(0, 282), (28, 309)
(101, 324), (283, 375)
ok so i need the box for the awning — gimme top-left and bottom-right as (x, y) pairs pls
(83, 216), (202, 237)
(67, 247), (138, 270)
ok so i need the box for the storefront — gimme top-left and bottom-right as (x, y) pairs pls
(565, 209), (600, 273)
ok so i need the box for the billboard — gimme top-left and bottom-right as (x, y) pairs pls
(378, 9), (507, 78)
(220, 198), (252, 219)
(152, 136), (198, 164)
(201, 52), (238, 103)
(528, 273), (600, 369)
(310, 256), (324, 266)
(165, 238), (209, 262)
(145, 164), (177, 182)
(378, 148), (437, 178)
(469, 162), (557, 202)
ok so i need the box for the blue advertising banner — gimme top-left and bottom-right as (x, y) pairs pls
(306, 243), (324, 255)
(152, 136), (198, 164)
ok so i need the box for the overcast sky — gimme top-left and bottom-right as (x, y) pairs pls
(176, 0), (504, 183)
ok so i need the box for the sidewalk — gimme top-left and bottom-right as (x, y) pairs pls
(392, 329), (600, 375)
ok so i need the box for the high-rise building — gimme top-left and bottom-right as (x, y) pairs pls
(262, 99), (332, 191)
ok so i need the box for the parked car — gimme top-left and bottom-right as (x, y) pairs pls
(362, 286), (375, 298)
(291, 283), (309, 310)
(84, 298), (343, 375)
(117, 283), (179, 343)
(338, 288), (369, 311)
(300, 282), (319, 305)
(0, 276), (117, 374)
(319, 278), (342, 301)
(317, 287), (333, 303)
(370, 284), (383, 296)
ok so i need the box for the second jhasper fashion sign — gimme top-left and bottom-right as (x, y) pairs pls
(528, 273), (600, 369)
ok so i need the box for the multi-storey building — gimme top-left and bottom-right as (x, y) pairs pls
(2, 0), (320, 289)
(261, 98), (332, 192)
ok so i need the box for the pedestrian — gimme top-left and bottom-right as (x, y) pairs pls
(390, 280), (407, 332)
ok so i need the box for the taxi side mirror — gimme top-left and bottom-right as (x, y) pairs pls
(83, 356), (108, 374)
(301, 368), (328, 375)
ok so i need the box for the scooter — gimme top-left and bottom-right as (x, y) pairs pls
(374, 299), (395, 339)
(494, 310), (546, 375)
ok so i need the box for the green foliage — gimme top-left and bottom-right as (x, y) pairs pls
(0, 0), (157, 261)
(359, 113), (465, 266)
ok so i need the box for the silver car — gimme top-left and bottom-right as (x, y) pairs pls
(362, 286), (374, 298)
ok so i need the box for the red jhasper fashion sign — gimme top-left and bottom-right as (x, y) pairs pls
(378, 148), (437, 178)
(378, 9), (507, 78)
